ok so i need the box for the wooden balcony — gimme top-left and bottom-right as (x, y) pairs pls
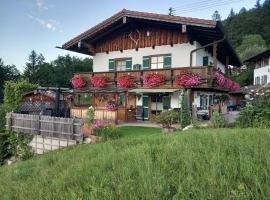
(77, 66), (222, 90)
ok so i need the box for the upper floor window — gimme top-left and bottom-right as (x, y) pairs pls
(255, 76), (260, 85)
(109, 58), (132, 71)
(143, 54), (171, 69)
(261, 75), (268, 85)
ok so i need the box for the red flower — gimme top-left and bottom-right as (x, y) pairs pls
(117, 74), (135, 88)
(175, 70), (202, 87)
(90, 76), (108, 88)
(143, 73), (166, 87)
(71, 75), (86, 88)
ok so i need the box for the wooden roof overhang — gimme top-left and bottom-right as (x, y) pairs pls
(244, 48), (270, 63)
(61, 9), (241, 67)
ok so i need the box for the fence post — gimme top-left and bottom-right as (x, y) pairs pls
(5, 113), (12, 132)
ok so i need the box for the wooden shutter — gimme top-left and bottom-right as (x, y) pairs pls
(143, 56), (150, 69)
(125, 57), (132, 71)
(164, 54), (172, 68)
(203, 56), (209, 66)
(109, 59), (115, 71)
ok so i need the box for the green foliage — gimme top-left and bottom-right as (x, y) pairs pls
(180, 94), (190, 128)
(0, 58), (20, 101)
(223, 3), (270, 48)
(152, 110), (178, 128)
(3, 79), (37, 112)
(85, 107), (95, 126)
(232, 66), (254, 86)
(0, 128), (270, 199)
(0, 132), (10, 165)
(8, 132), (33, 160)
(237, 96), (270, 128)
(236, 34), (266, 61)
(94, 125), (119, 140)
(0, 104), (6, 131)
(211, 112), (226, 128)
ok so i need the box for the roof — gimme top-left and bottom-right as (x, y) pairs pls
(62, 9), (241, 66)
(244, 48), (270, 63)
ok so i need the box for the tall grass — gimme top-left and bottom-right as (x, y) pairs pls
(0, 128), (270, 199)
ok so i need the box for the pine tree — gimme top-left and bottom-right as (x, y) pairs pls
(212, 10), (222, 21)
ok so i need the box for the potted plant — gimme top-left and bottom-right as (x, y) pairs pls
(117, 74), (135, 88)
(90, 76), (108, 88)
(143, 73), (166, 87)
(175, 70), (202, 87)
(71, 75), (86, 88)
(105, 100), (118, 111)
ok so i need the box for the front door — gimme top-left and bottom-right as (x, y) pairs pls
(142, 95), (149, 120)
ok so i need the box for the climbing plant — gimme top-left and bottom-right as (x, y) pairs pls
(180, 91), (191, 128)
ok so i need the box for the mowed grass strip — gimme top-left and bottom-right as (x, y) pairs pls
(0, 128), (270, 199)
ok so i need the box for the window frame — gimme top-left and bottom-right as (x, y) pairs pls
(148, 54), (170, 69)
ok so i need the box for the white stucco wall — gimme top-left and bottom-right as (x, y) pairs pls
(195, 42), (225, 73)
(254, 65), (270, 85)
(93, 43), (197, 72)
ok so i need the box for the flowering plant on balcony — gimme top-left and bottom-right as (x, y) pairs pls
(143, 73), (166, 87)
(225, 78), (233, 90)
(71, 75), (86, 88)
(117, 74), (135, 88)
(213, 70), (226, 87)
(105, 100), (118, 111)
(90, 76), (108, 88)
(175, 70), (202, 87)
(231, 81), (240, 91)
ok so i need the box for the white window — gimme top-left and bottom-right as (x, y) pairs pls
(151, 56), (164, 69)
(261, 75), (268, 85)
(116, 60), (126, 71)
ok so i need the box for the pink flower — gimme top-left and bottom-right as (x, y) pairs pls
(213, 70), (226, 87)
(117, 74), (135, 88)
(90, 76), (108, 88)
(175, 70), (202, 87)
(143, 73), (166, 87)
(92, 120), (106, 130)
(105, 101), (118, 111)
(71, 75), (86, 88)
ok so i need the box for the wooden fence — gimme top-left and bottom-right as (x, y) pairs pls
(6, 113), (83, 140)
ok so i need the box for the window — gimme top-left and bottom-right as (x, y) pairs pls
(119, 93), (126, 106)
(203, 56), (209, 66)
(151, 55), (164, 69)
(261, 75), (268, 85)
(255, 76), (260, 85)
(74, 93), (92, 106)
(116, 59), (126, 71)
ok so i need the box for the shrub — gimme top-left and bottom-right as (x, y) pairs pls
(85, 106), (95, 126)
(0, 132), (10, 165)
(0, 104), (6, 132)
(236, 104), (255, 128)
(152, 110), (178, 128)
(180, 94), (190, 128)
(93, 124), (119, 140)
(211, 112), (226, 128)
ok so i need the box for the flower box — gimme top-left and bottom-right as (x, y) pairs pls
(117, 74), (135, 88)
(90, 76), (108, 88)
(175, 70), (202, 87)
(143, 73), (166, 87)
(71, 75), (86, 88)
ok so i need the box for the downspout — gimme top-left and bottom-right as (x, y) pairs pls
(189, 36), (226, 67)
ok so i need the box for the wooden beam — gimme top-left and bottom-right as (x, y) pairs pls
(213, 41), (218, 68)
(225, 56), (229, 76)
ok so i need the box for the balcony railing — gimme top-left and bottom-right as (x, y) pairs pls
(76, 66), (222, 89)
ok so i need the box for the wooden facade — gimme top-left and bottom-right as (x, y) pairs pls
(94, 28), (188, 53)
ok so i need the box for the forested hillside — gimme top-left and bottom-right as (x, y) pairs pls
(223, 0), (270, 49)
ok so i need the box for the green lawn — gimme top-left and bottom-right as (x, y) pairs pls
(0, 127), (270, 199)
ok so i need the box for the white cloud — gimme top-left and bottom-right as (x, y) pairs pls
(36, 0), (48, 10)
(28, 14), (63, 32)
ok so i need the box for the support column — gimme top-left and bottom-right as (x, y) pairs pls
(213, 41), (218, 69)
(225, 56), (229, 77)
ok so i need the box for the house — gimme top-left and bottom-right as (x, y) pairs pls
(18, 88), (69, 117)
(61, 9), (241, 123)
(244, 48), (270, 85)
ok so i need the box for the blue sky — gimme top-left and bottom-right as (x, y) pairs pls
(0, 0), (255, 71)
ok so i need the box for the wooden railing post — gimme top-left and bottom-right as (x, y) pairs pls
(5, 112), (12, 132)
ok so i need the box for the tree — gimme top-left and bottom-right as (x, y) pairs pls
(255, 0), (261, 8)
(212, 10), (221, 21)
(239, 7), (247, 14)
(232, 66), (254, 86)
(0, 58), (20, 102)
(23, 50), (45, 84)
(236, 34), (266, 61)
(228, 8), (235, 19)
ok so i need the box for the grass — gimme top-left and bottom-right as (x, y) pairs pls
(0, 127), (270, 199)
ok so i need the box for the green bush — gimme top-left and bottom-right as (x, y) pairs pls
(180, 94), (190, 128)
(236, 104), (255, 128)
(211, 112), (226, 128)
(0, 104), (6, 132)
(94, 125), (119, 140)
(0, 132), (10, 165)
(85, 106), (95, 126)
(152, 110), (178, 128)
